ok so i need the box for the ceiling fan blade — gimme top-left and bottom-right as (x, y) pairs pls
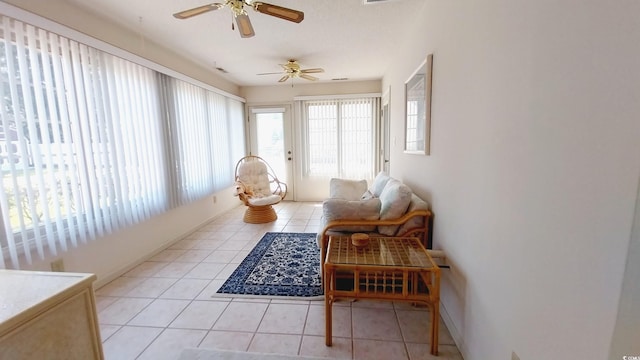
(235, 13), (255, 38)
(278, 75), (290, 83)
(300, 74), (318, 81)
(253, 2), (304, 23)
(301, 68), (324, 74)
(173, 3), (223, 19)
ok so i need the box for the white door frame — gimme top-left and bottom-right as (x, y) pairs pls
(381, 87), (391, 173)
(247, 104), (294, 201)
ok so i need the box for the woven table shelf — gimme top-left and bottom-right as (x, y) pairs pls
(324, 236), (441, 355)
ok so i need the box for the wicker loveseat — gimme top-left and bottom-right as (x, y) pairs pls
(316, 172), (433, 267)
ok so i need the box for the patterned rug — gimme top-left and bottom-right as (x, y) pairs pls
(216, 232), (322, 298)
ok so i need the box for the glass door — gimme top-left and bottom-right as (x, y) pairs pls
(248, 105), (293, 200)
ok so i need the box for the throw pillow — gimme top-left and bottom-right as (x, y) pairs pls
(322, 198), (381, 232)
(360, 189), (374, 200)
(378, 179), (412, 235)
(370, 171), (391, 197)
(329, 178), (368, 201)
(396, 194), (429, 236)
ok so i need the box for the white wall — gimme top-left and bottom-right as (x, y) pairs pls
(24, 189), (240, 288)
(241, 80), (381, 104)
(383, 1), (640, 359)
(609, 178), (640, 358)
(1, 0), (245, 286)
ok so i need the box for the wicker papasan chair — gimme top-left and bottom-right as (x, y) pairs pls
(233, 155), (288, 223)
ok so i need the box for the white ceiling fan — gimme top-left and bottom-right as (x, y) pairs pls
(173, 0), (304, 38)
(257, 59), (324, 83)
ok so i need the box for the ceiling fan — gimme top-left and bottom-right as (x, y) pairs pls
(173, 0), (304, 38)
(258, 60), (325, 83)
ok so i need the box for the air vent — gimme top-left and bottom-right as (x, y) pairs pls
(363, 0), (395, 4)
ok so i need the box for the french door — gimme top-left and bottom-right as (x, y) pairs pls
(247, 105), (294, 200)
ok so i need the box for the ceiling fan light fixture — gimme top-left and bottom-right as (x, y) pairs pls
(282, 60), (300, 72)
(228, 0), (246, 16)
(258, 59), (324, 84)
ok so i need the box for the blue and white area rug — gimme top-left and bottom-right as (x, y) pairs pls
(216, 232), (322, 299)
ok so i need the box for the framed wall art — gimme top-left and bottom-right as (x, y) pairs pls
(404, 53), (433, 155)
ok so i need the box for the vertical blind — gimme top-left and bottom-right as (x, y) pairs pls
(164, 78), (245, 205)
(210, 93), (245, 192)
(0, 15), (245, 269)
(302, 97), (379, 180)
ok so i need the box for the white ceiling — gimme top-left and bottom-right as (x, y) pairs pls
(62, 0), (426, 87)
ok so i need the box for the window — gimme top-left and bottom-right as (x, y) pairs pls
(163, 78), (245, 205)
(0, 14), (245, 269)
(301, 96), (379, 180)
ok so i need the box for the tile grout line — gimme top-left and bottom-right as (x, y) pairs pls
(348, 301), (356, 360)
(101, 202), (456, 359)
(245, 298), (272, 352)
(296, 302), (312, 356)
(393, 301), (412, 360)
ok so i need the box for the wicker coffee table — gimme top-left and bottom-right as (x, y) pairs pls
(324, 235), (441, 355)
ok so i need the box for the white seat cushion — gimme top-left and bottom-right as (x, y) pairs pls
(248, 194), (282, 206)
(322, 197), (381, 232)
(237, 159), (272, 197)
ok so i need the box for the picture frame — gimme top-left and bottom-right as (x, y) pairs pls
(404, 53), (433, 155)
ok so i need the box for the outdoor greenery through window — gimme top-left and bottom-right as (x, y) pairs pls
(0, 14), (245, 269)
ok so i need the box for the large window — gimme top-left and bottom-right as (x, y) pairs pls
(302, 96), (379, 180)
(0, 14), (245, 269)
(163, 78), (245, 205)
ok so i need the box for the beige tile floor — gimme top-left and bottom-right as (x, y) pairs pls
(95, 201), (463, 360)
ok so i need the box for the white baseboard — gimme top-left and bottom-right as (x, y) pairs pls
(94, 211), (228, 289)
(440, 301), (468, 359)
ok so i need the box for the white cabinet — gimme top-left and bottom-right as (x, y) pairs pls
(0, 270), (103, 359)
